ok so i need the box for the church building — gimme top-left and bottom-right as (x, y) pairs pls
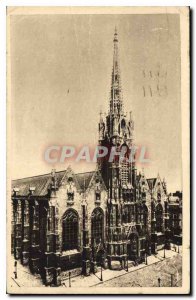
(11, 29), (172, 286)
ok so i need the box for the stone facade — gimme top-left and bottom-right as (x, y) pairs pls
(11, 29), (181, 286)
(168, 191), (182, 245)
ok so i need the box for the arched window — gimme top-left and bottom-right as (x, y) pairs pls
(142, 204), (148, 227)
(155, 203), (163, 232)
(91, 208), (104, 245)
(62, 209), (78, 251)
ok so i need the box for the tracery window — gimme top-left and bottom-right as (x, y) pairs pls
(155, 203), (163, 232)
(130, 205), (135, 222)
(62, 209), (78, 251)
(91, 208), (104, 244)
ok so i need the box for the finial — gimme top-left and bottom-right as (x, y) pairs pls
(99, 109), (103, 123)
(114, 26), (118, 42)
(51, 169), (57, 190)
(51, 168), (56, 176)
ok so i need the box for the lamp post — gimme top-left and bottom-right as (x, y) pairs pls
(91, 239), (96, 274)
(126, 256), (129, 272)
(100, 263), (103, 281)
(145, 252), (148, 265)
(69, 271), (71, 287)
(158, 277), (161, 287)
(14, 261), (17, 279)
(163, 244), (166, 259)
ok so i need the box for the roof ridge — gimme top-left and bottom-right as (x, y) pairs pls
(12, 169), (66, 182)
(75, 171), (95, 175)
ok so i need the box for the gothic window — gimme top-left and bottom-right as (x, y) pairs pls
(122, 206), (128, 223)
(121, 161), (129, 186)
(62, 209), (78, 251)
(122, 189), (127, 201)
(47, 218), (50, 231)
(157, 191), (161, 201)
(130, 205), (135, 222)
(137, 205), (143, 223)
(121, 119), (126, 129)
(140, 238), (146, 250)
(155, 203), (163, 232)
(48, 206), (55, 232)
(24, 213), (27, 224)
(95, 179), (101, 201)
(143, 205), (148, 226)
(67, 178), (74, 201)
(95, 191), (101, 201)
(16, 212), (20, 223)
(91, 208), (104, 244)
(140, 213), (144, 223)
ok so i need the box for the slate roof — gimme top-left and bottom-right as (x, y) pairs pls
(12, 170), (66, 196)
(12, 170), (95, 197)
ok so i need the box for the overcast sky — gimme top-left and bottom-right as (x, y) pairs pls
(10, 13), (181, 192)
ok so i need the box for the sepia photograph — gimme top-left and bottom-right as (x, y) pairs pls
(6, 6), (190, 294)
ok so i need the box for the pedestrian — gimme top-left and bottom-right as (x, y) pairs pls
(14, 261), (17, 279)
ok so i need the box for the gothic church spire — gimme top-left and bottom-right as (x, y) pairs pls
(110, 27), (123, 114)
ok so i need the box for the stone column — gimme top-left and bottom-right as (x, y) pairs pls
(21, 200), (30, 265)
(44, 169), (62, 286)
(82, 203), (91, 276)
(44, 204), (56, 286)
(29, 200), (40, 273)
(14, 199), (22, 260)
(44, 203), (61, 286)
(164, 200), (171, 250)
(54, 205), (61, 286)
(151, 206), (157, 254)
(11, 198), (16, 254)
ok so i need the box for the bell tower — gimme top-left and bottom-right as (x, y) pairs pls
(98, 28), (135, 192)
(98, 28), (136, 269)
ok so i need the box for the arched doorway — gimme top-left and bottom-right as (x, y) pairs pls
(128, 232), (139, 261)
(62, 209), (79, 251)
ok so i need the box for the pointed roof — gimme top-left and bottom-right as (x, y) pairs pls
(11, 169), (100, 197)
(11, 170), (66, 196)
(147, 178), (157, 191)
(110, 28), (123, 114)
(75, 171), (95, 192)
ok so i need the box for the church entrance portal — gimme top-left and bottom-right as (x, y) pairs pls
(128, 233), (139, 261)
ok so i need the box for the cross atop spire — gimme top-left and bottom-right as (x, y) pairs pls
(110, 28), (123, 115)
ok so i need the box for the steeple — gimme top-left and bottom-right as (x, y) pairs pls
(110, 27), (123, 114)
(98, 29), (134, 145)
